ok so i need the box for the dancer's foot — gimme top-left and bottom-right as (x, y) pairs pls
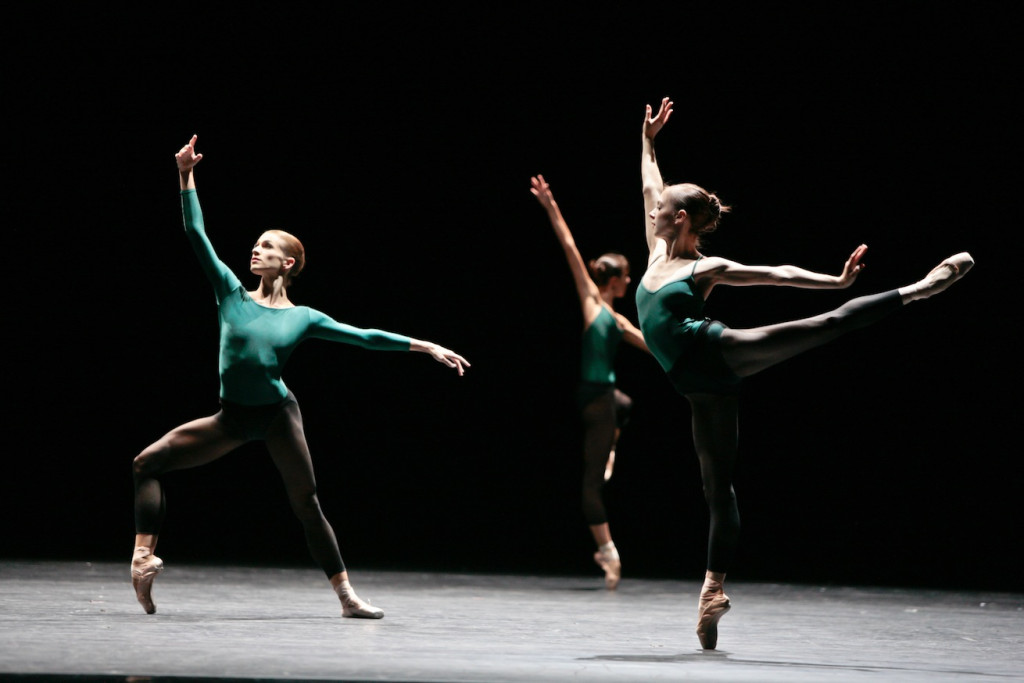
(695, 580), (730, 650)
(604, 449), (616, 482)
(901, 252), (974, 303)
(336, 580), (384, 619)
(593, 542), (621, 590)
(131, 547), (164, 615)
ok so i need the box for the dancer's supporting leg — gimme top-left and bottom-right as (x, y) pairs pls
(581, 389), (622, 589)
(132, 415), (243, 614)
(687, 252), (974, 648)
(688, 394), (738, 650)
(265, 398), (382, 618)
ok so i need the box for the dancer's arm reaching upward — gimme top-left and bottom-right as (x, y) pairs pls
(642, 97), (673, 257)
(530, 174), (605, 328)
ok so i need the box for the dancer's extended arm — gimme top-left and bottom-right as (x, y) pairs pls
(641, 97), (673, 256)
(699, 245), (868, 292)
(613, 312), (650, 353)
(174, 134), (239, 302)
(530, 174), (604, 326)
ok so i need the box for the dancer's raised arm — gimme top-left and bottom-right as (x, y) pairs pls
(175, 134), (202, 191)
(530, 174), (604, 325)
(642, 97), (673, 255)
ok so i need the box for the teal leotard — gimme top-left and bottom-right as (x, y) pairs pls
(635, 257), (740, 395)
(181, 189), (412, 406)
(580, 306), (623, 385)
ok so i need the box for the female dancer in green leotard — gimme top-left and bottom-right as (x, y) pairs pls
(638, 97), (973, 649)
(531, 175), (650, 590)
(130, 135), (469, 618)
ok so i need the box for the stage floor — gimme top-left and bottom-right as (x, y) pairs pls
(0, 560), (1021, 682)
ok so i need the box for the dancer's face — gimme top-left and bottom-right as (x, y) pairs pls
(250, 232), (295, 277)
(650, 189), (682, 235)
(607, 272), (631, 299)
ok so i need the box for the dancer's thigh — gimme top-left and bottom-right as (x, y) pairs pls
(138, 414), (246, 475)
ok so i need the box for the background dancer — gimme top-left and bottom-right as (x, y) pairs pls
(530, 174), (650, 590)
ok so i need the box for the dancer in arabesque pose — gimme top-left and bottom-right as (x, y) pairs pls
(636, 97), (973, 649)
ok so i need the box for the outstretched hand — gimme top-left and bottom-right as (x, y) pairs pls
(838, 244), (868, 287)
(530, 174), (555, 210)
(421, 342), (471, 376)
(644, 97), (673, 140)
(175, 134), (203, 172)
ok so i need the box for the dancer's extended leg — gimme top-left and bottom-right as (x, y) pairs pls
(605, 389), (633, 482)
(581, 390), (621, 589)
(265, 398), (382, 618)
(720, 253), (973, 378)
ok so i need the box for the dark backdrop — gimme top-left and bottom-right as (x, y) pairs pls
(4, 5), (1019, 592)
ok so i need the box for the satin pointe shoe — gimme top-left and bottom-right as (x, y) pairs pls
(336, 580), (384, 619)
(695, 584), (731, 650)
(131, 547), (164, 615)
(593, 542), (621, 591)
(920, 252), (975, 298)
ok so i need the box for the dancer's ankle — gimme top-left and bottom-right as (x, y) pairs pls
(703, 570), (726, 590)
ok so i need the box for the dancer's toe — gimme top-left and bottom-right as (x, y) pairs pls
(696, 589), (730, 650)
(908, 252), (974, 302)
(337, 580), (384, 619)
(593, 543), (621, 591)
(131, 549), (163, 615)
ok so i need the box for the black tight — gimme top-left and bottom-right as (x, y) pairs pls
(687, 394), (740, 573)
(720, 290), (903, 377)
(579, 386), (632, 525)
(690, 290), (904, 573)
(132, 395), (346, 577)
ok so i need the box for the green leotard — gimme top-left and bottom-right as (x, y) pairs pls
(181, 189), (412, 406)
(635, 257), (740, 395)
(580, 306), (623, 385)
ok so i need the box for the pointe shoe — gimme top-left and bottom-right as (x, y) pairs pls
(921, 252), (975, 298)
(593, 543), (621, 590)
(336, 580), (384, 619)
(131, 547), (164, 615)
(695, 584), (731, 650)
(604, 449), (616, 482)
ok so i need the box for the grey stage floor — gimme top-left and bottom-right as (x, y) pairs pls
(1, 560), (1022, 682)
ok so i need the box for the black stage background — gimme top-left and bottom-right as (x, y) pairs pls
(4, 5), (1019, 591)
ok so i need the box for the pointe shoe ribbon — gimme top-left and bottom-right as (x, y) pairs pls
(337, 580), (384, 619)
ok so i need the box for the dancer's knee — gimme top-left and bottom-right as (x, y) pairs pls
(133, 444), (166, 480)
(702, 482), (737, 510)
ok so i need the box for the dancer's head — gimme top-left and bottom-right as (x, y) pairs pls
(589, 253), (631, 298)
(251, 229), (306, 284)
(654, 183), (731, 248)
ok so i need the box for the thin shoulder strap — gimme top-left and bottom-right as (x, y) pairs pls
(689, 255), (703, 278)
